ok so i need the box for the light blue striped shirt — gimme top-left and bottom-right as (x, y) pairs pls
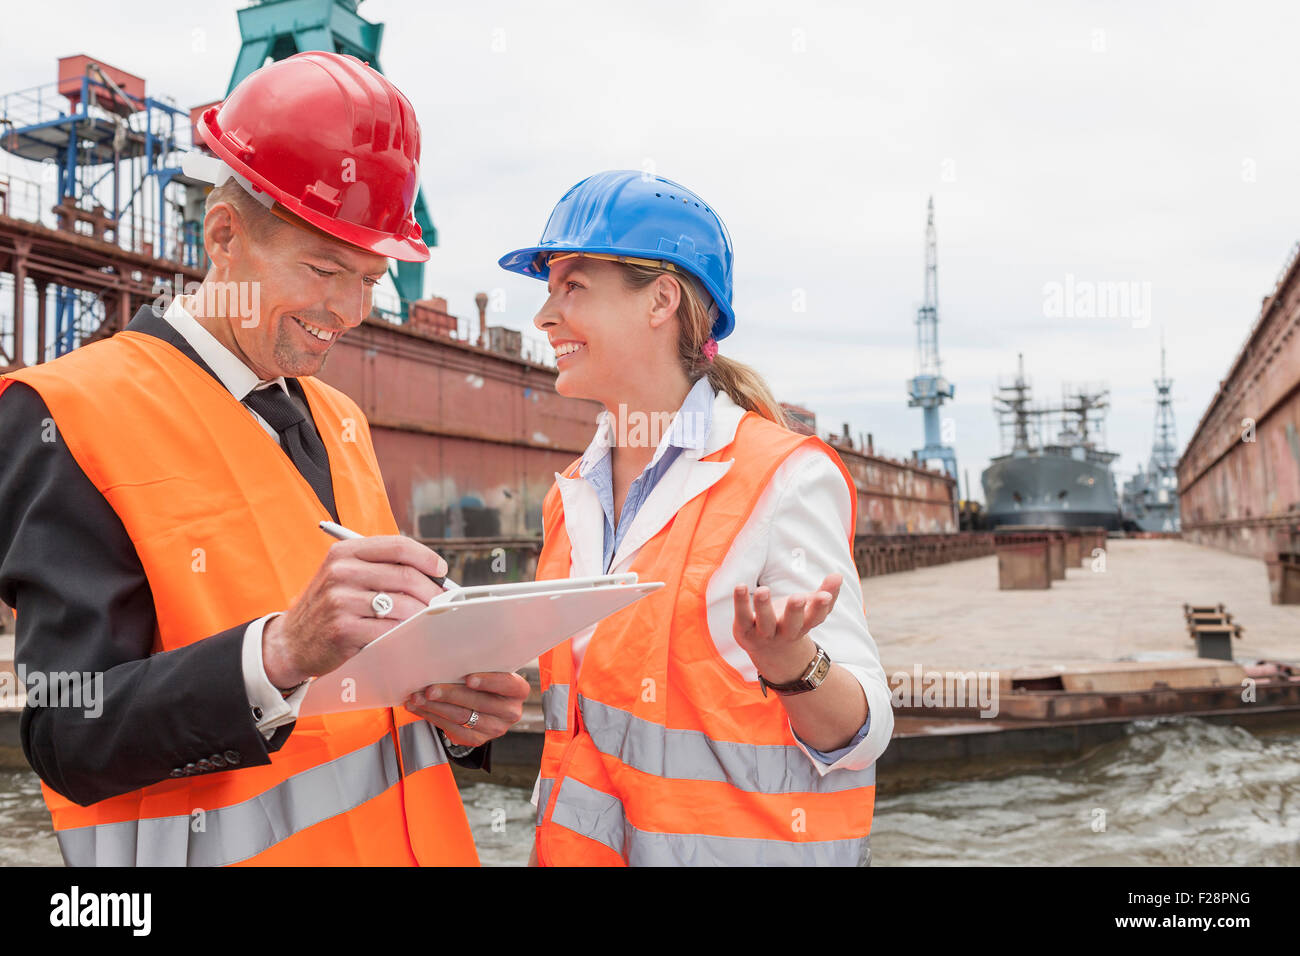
(584, 376), (714, 574)
(580, 376), (869, 764)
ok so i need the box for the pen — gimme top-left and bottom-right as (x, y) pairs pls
(318, 520), (460, 590)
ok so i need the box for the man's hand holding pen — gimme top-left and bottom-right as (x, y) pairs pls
(262, 532), (529, 746)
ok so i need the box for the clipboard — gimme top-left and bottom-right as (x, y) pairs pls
(299, 573), (663, 716)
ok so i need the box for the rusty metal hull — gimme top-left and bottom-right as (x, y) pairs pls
(1179, 245), (1300, 558)
(833, 443), (957, 534)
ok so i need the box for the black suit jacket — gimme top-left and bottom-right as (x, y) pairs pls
(0, 305), (486, 807)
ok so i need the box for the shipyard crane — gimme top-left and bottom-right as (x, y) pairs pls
(906, 197), (958, 479)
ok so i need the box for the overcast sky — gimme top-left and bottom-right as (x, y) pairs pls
(3, 0), (1296, 502)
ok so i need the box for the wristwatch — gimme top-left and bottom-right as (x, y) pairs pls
(437, 728), (475, 758)
(758, 643), (832, 697)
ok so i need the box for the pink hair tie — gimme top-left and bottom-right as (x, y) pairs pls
(702, 337), (718, 363)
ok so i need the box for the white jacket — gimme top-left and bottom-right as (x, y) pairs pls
(532, 388), (892, 810)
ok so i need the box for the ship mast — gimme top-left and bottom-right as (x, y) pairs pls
(1059, 385), (1109, 447)
(994, 352), (1034, 452)
(1150, 333), (1178, 474)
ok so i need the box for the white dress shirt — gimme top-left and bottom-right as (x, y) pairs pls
(160, 296), (307, 739)
(530, 387), (894, 807)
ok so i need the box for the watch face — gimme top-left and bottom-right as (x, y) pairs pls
(810, 651), (832, 684)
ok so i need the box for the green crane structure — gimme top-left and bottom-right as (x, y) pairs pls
(227, 0), (434, 319)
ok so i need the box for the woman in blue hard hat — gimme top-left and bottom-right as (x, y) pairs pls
(497, 170), (893, 866)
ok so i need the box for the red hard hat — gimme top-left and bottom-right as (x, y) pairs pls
(196, 52), (428, 261)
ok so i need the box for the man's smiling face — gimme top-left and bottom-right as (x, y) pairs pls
(200, 186), (389, 380)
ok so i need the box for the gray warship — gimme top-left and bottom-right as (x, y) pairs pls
(981, 355), (1124, 530)
(1120, 342), (1181, 531)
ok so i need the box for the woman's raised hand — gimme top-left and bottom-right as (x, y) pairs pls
(731, 574), (843, 683)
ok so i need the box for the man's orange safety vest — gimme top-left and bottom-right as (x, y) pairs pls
(0, 329), (479, 866)
(533, 410), (877, 866)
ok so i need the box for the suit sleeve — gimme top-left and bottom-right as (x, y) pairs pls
(0, 382), (292, 806)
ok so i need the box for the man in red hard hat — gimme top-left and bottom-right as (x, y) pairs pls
(0, 52), (526, 865)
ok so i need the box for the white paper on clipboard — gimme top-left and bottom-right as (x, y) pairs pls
(300, 573), (663, 716)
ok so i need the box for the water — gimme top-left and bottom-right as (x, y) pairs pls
(0, 769), (63, 867)
(872, 718), (1300, 866)
(3, 718), (1298, 866)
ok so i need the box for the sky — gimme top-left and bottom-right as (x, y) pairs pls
(2, 0), (1296, 503)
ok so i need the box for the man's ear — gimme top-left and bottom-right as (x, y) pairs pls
(204, 202), (245, 275)
(647, 273), (682, 330)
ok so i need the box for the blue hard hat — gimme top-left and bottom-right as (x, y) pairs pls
(498, 170), (736, 340)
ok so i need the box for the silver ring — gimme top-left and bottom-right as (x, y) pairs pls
(461, 710), (480, 729)
(371, 592), (394, 617)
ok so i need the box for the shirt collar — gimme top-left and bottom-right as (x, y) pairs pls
(579, 375), (715, 478)
(162, 295), (289, 400)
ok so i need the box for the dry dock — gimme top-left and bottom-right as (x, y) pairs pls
(865, 538), (1296, 671)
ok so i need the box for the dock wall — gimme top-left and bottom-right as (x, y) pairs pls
(1178, 244), (1300, 558)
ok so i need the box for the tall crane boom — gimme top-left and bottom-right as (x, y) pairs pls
(917, 196), (940, 376)
(906, 197), (958, 480)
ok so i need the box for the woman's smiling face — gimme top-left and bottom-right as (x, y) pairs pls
(533, 256), (655, 403)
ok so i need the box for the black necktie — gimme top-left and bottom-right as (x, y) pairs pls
(242, 384), (339, 523)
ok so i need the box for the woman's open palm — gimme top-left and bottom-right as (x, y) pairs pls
(731, 574), (843, 665)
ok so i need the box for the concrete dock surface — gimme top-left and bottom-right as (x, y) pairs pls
(863, 538), (1299, 674)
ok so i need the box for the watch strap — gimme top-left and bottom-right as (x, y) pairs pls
(758, 643), (831, 697)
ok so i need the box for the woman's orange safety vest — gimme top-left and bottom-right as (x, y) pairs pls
(0, 329), (478, 866)
(533, 411), (877, 866)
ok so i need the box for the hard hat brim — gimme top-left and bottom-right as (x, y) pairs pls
(197, 111), (430, 263)
(497, 244), (736, 340)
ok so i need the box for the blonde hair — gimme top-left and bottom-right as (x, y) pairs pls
(204, 179), (285, 242)
(618, 263), (789, 428)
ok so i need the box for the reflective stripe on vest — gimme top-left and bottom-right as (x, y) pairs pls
(536, 777), (555, 828)
(578, 694), (874, 795)
(542, 683), (569, 732)
(553, 777), (871, 867)
(55, 721), (448, 867)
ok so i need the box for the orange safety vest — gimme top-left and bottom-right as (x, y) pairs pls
(0, 329), (479, 866)
(533, 411), (876, 866)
